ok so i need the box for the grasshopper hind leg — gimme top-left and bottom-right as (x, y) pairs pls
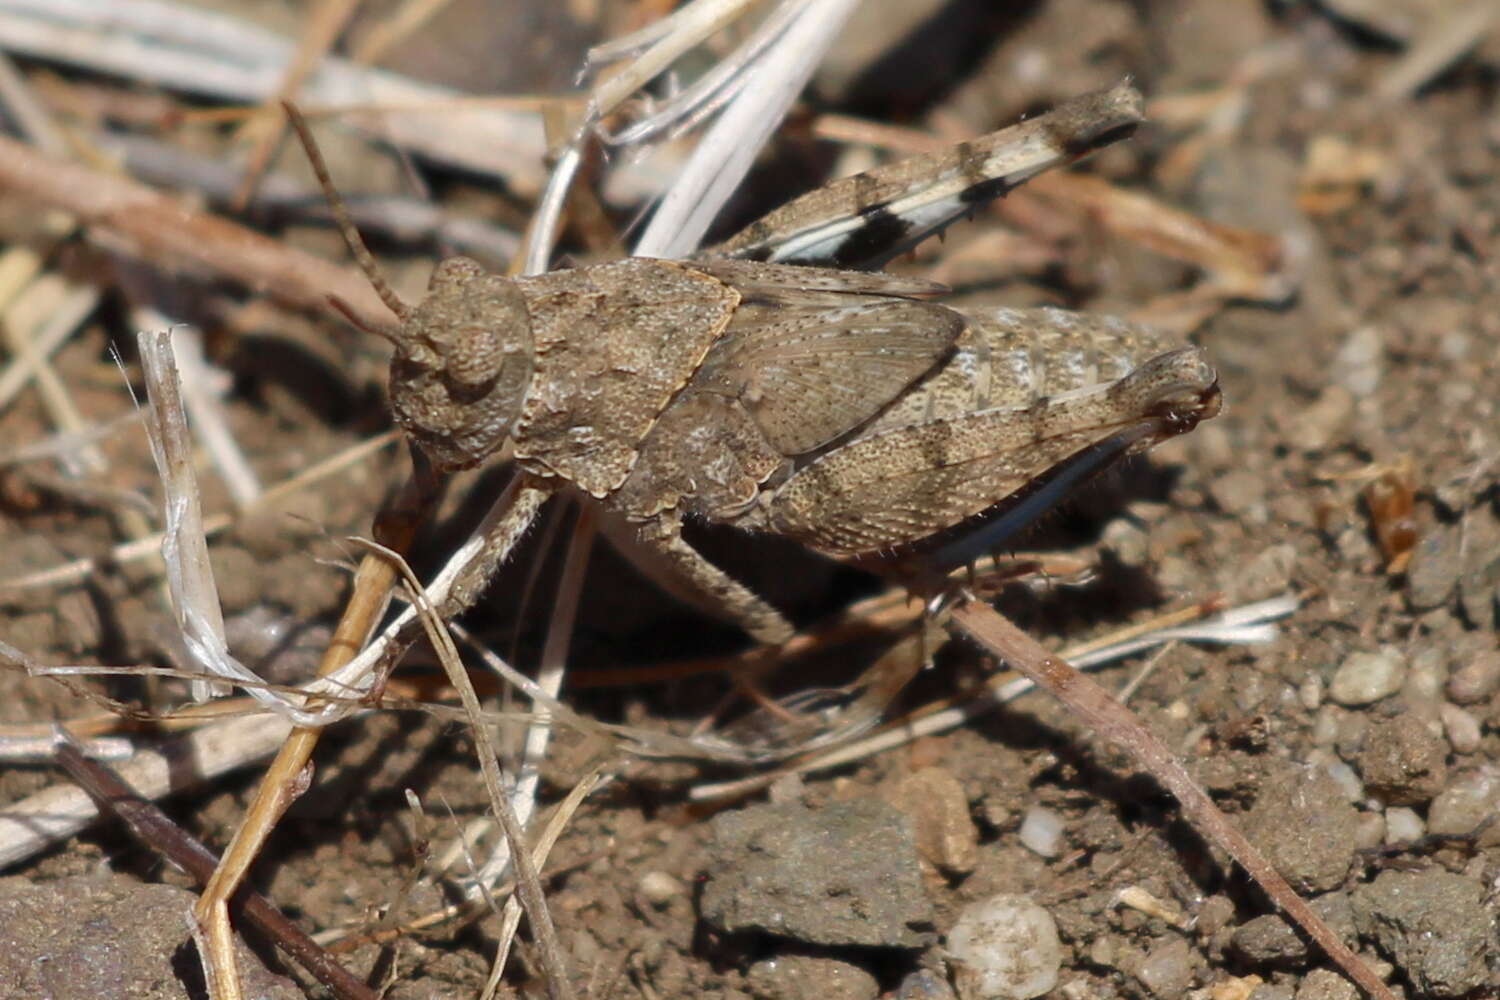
(633, 511), (797, 647)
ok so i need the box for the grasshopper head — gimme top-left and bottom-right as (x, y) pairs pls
(388, 257), (535, 471)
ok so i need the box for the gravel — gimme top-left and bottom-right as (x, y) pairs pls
(944, 894), (1062, 1000)
(1328, 647), (1407, 706)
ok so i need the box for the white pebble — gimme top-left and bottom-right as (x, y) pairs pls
(1332, 326), (1384, 397)
(1440, 703), (1482, 754)
(1017, 805), (1064, 858)
(1298, 672), (1323, 711)
(637, 871), (682, 907)
(1321, 757), (1365, 803)
(1354, 811), (1385, 851)
(946, 895), (1062, 1000)
(1328, 647), (1406, 706)
(1384, 806), (1424, 843)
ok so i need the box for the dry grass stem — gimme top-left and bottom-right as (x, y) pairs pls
(0, 430), (398, 594)
(690, 595), (1295, 801)
(229, 0), (363, 211)
(0, 0), (549, 187)
(377, 540), (574, 1000)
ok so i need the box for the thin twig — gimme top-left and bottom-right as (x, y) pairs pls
(0, 132), (393, 329)
(230, 0), (363, 210)
(55, 741), (379, 1000)
(947, 597), (1396, 1000)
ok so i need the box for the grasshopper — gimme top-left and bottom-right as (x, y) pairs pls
(287, 81), (1219, 651)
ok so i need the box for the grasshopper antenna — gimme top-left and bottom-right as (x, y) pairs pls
(282, 101), (413, 323)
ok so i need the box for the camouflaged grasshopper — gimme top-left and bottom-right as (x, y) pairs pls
(288, 81), (1220, 648)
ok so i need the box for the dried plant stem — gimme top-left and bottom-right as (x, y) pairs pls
(230, 0), (363, 210)
(0, 704), (293, 869)
(0, 0), (548, 188)
(476, 503), (596, 896)
(192, 548), (401, 1000)
(0, 133), (392, 329)
(380, 544), (574, 1000)
(55, 743), (377, 1000)
(947, 597), (1396, 1000)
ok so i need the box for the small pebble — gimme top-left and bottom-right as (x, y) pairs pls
(1310, 705), (1341, 747)
(1209, 468), (1266, 517)
(1249, 985), (1294, 1000)
(1134, 937), (1195, 1000)
(1384, 806), (1424, 844)
(1298, 673), (1323, 711)
(1017, 805), (1065, 859)
(1439, 702), (1481, 754)
(898, 969), (957, 1000)
(638, 871), (682, 907)
(1353, 812), (1385, 851)
(946, 895), (1062, 1000)
(1328, 647), (1406, 706)
(748, 955), (879, 1000)
(1296, 968), (1358, 1000)
(1401, 648), (1447, 720)
(884, 767), (980, 875)
(1320, 758), (1365, 803)
(1332, 326), (1384, 397)
(1235, 543), (1297, 601)
(1406, 523), (1462, 610)
(1446, 649), (1500, 704)
(1291, 385), (1353, 452)
(1193, 894), (1237, 940)
(1427, 767), (1500, 845)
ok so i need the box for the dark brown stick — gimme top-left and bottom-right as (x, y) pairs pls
(54, 740), (380, 1000)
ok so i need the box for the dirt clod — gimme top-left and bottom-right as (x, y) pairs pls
(0, 874), (300, 1000)
(1230, 893), (1357, 969)
(1351, 869), (1494, 998)
(700, 799), (934, 948)
(1241, 763), (1361, 894)
(1356, 714), (1449, 806)
(1295, 968), (1360, 1000)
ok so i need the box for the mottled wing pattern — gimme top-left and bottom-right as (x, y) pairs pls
(762, 305), (1218, 560)
(866, 305), (1185, 431)
(689, 260), (965, 454)
(703, 82), (1144, 270)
